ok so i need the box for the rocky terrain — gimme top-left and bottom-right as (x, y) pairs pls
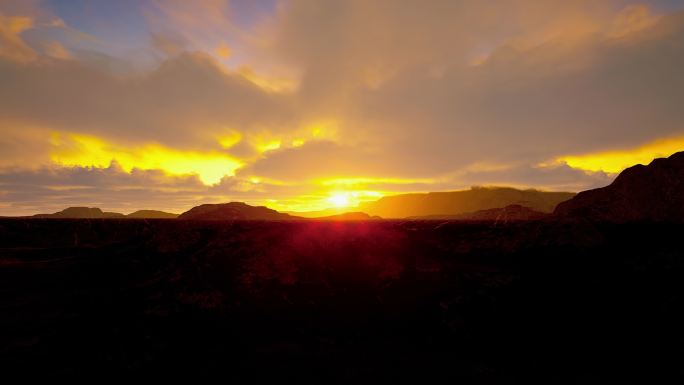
(1, 218), (683, 383)
(555, 151), (684, 222)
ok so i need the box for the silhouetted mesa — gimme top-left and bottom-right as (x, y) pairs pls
(33, 207), (179, 219)
(34, 207), (124, 218)
(359, 187), (574, 218)
(178, 201), (301, 220)
(555, 151), (684, 222)
(411, 204), (548, 222)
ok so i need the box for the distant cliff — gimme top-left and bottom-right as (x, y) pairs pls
(555, 151), (684, 222)
(359, 187), (574, 218)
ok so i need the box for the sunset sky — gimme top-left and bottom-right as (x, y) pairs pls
(1, 0), (684, 215)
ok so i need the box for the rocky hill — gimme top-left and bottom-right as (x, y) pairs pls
(34, 207), (125, 218)
(178, 202), (299, 220)
(126, 210), (178, 219)
(554, 151), (684, 222)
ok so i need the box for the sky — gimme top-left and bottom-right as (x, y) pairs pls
(1, 0), (684, 215)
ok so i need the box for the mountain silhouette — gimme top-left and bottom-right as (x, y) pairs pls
(126, 210), (178, 219)
(412, 204), (547, 222)
(34, 207), (124, 218)
(34, 207), (179, 219)
(359, 187), (574, 218)
(178, 202), (300, 220)
(554, 151), (684, 222)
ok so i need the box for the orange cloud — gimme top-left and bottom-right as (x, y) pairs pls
(237, 66), (296, 93)
(215, 42), (231, 58)
(607, 4), (660, 39)
(0, 15), (37, 62)
(43, 41), (70, 59)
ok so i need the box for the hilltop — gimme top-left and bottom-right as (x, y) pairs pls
(178, 202), (300, 220)
(34, 207), (178, 219)
(555, 151), (684, 222)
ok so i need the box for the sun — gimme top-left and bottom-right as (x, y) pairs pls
(328, 193), (350, 208)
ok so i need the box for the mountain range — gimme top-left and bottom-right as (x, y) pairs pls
(29, 187), (570, 221)
(34, 207), (178, 219)
(23, 151), (684, 222)
(358, 187), (574, 218)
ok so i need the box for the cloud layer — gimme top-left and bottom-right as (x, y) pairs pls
(1, 0), (683, 214)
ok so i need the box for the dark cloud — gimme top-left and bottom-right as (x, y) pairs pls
(0, 52), (293, 149)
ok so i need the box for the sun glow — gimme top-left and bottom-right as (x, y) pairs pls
(328, 193), (350, 208)
(321, 190), (384, 211)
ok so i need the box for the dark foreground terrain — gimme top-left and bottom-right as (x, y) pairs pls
(1, 218), (683, 383)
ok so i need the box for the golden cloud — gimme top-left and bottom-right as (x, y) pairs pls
(49, 133), (243, 185)
(551, 136), (684, 174)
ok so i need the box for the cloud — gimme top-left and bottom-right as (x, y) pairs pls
(0, 15), (37, 62)
(0, 51), (294, 149)
(42, 41), (70, 59)
(452, 162), (614, 192)
(551, 135), (684, 173)
(1, 1), (684, 213)
(0, 162), (205, 215)
(608, 4), (661, 38)
(0, 161), (309, 216)
(232, 1), (684, 184)
(240, 140), (387, 180)
(48, 132), (243, 185)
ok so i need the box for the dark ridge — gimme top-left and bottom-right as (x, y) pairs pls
(555, 151), (684, 222)
(412, 204), (548, 222)
(126, 210), (178, 219)
(178, 201), (300, 220)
